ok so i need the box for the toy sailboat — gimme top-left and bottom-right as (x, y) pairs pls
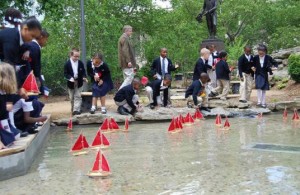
(176, 117), (183, 130)
(100, 118), (111, 132)
(122, 118), (129, 132)
(223, 117), (230, 130)
(168, 118), (177, 133)
(22, 71), (40, 95)
(87, 150), (111, 177)
(66, 118), (73, 131)
(179, 114), (185, 124)
(215, 114), (222, 126)
(110, 118), (120, 131)
(292, 109), (300, 121)
(283, 107), (288, 119)
(193, 109), (204, 120)
(184, 113), (195, 125)
(91, 129), (110, 149)
(70, 133), (89, 156)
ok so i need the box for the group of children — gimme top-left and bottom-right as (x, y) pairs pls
(0, 8), (49, 149)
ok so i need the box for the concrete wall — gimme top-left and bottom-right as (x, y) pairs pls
(0, 117), (50, 181)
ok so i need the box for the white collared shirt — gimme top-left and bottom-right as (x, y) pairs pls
(156, 57), (169, 80)
(259, 56), (265, 68)
(70, 58), (79, 79)
(245, 54), (251, 62)
(32, 39), (41, 49)
(160, 80), (168, 90)
(18, 25), (24, 46)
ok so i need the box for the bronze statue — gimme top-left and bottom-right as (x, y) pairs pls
(196, 0), (218, 39)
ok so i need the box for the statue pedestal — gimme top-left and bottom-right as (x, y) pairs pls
(200, 39), (225, 52)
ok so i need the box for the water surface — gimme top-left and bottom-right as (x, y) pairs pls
(1, 114), (300, 194)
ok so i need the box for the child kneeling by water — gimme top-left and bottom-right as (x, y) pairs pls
(87, 53), (113, 114)
(185, 73), (210, 112)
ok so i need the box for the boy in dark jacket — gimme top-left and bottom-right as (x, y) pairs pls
(114, 78), (142, 115)
(185, 73), (210, 111)
(213, 52), (232, 100)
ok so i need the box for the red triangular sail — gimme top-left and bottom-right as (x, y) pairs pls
(168, 118), (176, 132)
(179, 114), (185, 124)
(215, 114), (222, 126)
(91, 130), (110, 147)
(101, 154), (110, 172)
(177, 117), (183, 129)
(92, 151), (100, 171)
(67, 118), (72, 130)
(71, 134), (89, 151)
(100, 118), (110, 131)
(124, 118), (129, 130)
(184, 113), (195, 124)
(110, 118), (120, 130)
(22, 71), (40, 93)
(194, 109), (204, 120)
(224, 117), (230, 128)
(292, 109), (300, 120)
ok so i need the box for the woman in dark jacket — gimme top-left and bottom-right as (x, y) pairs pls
(252, 44), (277, 108)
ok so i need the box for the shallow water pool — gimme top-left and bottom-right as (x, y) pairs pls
(1, 114), (300, 194)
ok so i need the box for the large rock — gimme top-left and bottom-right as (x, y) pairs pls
(53, 112), (134, 125)
(202, 107), (233, 117)
(273, 68), (289, 78)
(134, 107), (194, 121)
(271, 46), (300, 59)
(208, 99), (230, 108)
(275, 101), (300, 110)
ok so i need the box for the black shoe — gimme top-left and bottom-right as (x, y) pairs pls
(20, 131), (29, 137)
(187, 102), (193, 108)
(200, 107), (211, 112)
(209, 91), (218, 97)
(150, 104), (155, 110)
(72, 111), (81, 115)
(256, 104), (262, 107)
(28, 129), (38, 134)
(239, 100), (247, 103)
(117, 106), (129, 115)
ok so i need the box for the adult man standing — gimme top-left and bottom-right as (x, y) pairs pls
(118, 25), (136, 90)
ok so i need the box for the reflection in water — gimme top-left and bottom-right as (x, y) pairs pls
(0, 115), (300, 194)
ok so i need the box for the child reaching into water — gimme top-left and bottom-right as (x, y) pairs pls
(87, 53), (113, 114)
(0, 62), (19, 148)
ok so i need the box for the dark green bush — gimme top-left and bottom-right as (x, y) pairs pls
(288, 54), (300, 83)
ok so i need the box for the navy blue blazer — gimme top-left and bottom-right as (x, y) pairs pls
(0, 28), (28, 66)
(215, 60), (230, 80)
(86, 61), (114, 90)
(151, 57), (176, 78)
(64, 59), (87, 89)
(114, 84), (137, 110)
(150, 79), (168, 107)
(238, 54), (254, 78)
(26, 41), (41, 78)
(185, 80), (204, 106)
(193, 58), (209, 81)
(253, 55), (276, 90)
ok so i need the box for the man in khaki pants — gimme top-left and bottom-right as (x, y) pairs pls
(213, 52), (232, 100)
(238, 46), (254, 103)
(118, 25), (136, 90)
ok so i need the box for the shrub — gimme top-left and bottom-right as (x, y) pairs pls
(288, 54), (300, 83)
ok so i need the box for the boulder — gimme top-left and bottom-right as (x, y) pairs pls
(273, 68), (289, 79)
(53, 112), (134, 125)
(275, 101), (300, 110)
(208, 99), (230, 108)
(202, 107), (233, 117)
(282, 59), (288, 66)
(271, 46), (300, 59)
(134, 107), (195, 121)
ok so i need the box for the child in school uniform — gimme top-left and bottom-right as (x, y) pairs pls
(0, 62), (20, 148)
(213, 52), (233, 100)
(1, 8), (22, 29)
(252, 44), (277, 108)
(185, 73), (210, 111)
(87, 53), (113, 114)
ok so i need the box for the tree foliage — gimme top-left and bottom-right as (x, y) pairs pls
(1, 0), (299, 94)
